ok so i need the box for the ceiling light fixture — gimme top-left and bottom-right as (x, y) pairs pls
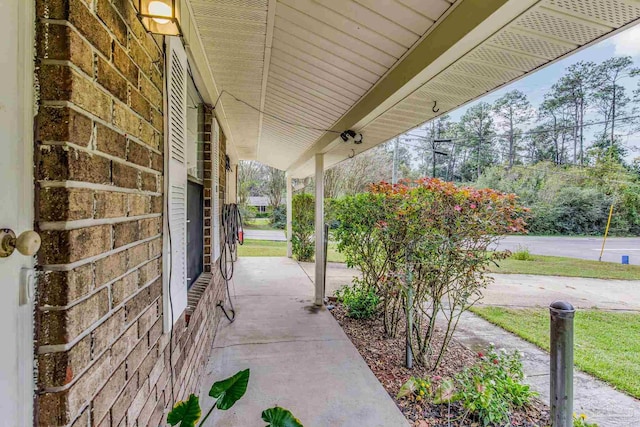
(136, 0), (182, 36)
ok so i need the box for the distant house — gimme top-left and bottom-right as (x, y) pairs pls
(248, 196), (270, 213)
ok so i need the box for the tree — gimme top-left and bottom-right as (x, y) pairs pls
(458, 102), (496, 180)
(493, 90), (532, 168)
(590, 56), (638, 154)
(264, 166), (285, 209)
(548, 61), (596, 165)
(237, 161), (261, 205)
(415, 115), (454, 178)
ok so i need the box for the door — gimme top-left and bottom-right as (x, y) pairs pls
(0, 0), (36, 425)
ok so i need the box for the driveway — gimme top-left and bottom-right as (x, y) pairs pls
(495, 235), (640, 265)
(304, 263), (640, 311)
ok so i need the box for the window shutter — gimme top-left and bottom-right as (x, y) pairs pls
(164, 36), (188, 328)
(213, 119), (221, 261)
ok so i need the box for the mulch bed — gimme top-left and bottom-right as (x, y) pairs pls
(330, 304), (550, 426)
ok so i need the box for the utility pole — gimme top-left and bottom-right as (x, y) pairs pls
(477, 138), (482, 180)
(392, 137), (399, 184)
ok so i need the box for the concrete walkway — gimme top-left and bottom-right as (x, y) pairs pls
(200, 257), (409, 427)
(452, 312), (640, 427)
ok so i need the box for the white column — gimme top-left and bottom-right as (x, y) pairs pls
(314, 153), (325, 306)
(286, 172), (293, 258)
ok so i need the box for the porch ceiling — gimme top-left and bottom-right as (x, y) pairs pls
(189, 0), (640, 176)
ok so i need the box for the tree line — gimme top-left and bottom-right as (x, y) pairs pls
(238, 56), (640, 235)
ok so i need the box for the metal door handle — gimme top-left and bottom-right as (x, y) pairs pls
(0, 229), (41, 258)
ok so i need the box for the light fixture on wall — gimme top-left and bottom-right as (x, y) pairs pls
(136, 0), (182, 36)
(340, 129), (363, 144)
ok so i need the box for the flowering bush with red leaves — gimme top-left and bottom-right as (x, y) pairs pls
(334, 178), (528, 369)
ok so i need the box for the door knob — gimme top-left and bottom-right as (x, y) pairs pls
(0, 229), (41, 258)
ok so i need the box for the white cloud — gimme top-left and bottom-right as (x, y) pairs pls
(610, 25), (640, 57)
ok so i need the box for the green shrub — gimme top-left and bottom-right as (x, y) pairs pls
(454, 345), (536, 426)
(256, 211), (270, 218)
(239, 204), (257, 221)
(511, 245), (534, 261)
(271, 205), (286, 229)
(335, 280), (380, 319)
(292, 193), (314, 261)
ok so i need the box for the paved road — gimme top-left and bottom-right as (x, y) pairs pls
(243, 228), (286, 241)
(496, 235), (640, 265)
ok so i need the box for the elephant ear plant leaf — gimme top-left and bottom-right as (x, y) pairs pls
(261, 406), (304, 427)
(167, 369), (250, 427)
(167, 369), (303, 426)
(167, 394), (202, 427)
(209, 368), (251, 410)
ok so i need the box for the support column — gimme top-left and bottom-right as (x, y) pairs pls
(314, 153), (325, 306)
(286, 172), (293, 258)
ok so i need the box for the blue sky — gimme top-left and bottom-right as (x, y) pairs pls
(410, 23), (640, 163)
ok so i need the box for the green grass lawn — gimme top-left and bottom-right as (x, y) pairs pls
(237, 239), (346, 263)
(488, 254), (640, 280)
(244, 218), (276, 230)
(471, 306), (640, 399)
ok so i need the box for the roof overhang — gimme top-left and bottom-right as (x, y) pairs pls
(184, 0), (640, 176)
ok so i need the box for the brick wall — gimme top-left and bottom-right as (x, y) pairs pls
(34, 1), (226, 426)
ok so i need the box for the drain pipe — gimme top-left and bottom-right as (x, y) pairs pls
(549, 301), (575, 427)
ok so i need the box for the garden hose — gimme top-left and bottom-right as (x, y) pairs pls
(217, 203), (243, 322)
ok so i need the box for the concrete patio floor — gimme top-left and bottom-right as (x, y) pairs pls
(200, 257), (409, 427)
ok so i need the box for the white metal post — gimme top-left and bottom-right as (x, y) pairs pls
(286, 172), (293, 258)
(314, 153), (325, 306)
